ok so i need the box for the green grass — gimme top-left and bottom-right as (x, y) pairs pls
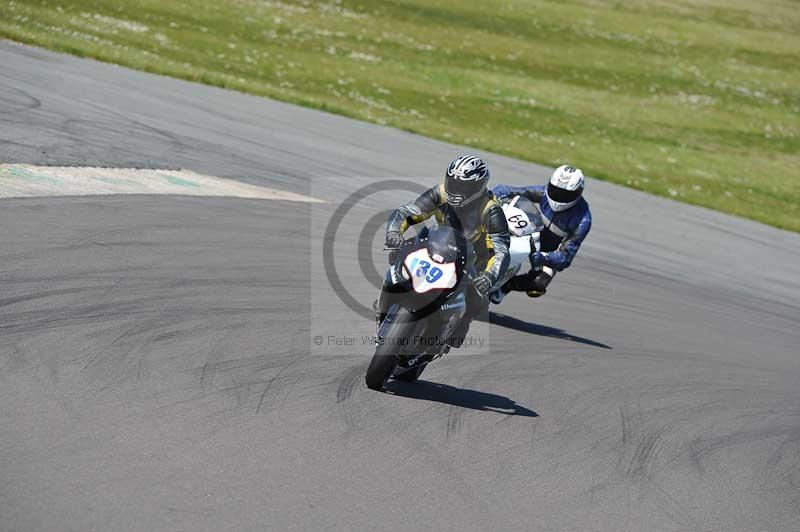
(1, 0), (798, 231)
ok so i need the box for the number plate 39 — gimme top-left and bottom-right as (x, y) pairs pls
(402, 248), (458, 293)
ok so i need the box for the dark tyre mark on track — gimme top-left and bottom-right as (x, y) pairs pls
(0, 82), (41, 113)
(336, 362), (367, 404)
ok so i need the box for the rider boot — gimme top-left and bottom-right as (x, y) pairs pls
(504, 270), (553, 298)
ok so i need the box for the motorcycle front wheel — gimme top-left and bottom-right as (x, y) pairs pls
(393, 363), (426, 382)
(365, 307), (419, 390)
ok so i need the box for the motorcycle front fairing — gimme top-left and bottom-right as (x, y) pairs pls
(378, 260), (468, 360)
(384, 225), (468, 307)
(377, 226), (471, 354)
(495, 195), (546, 288)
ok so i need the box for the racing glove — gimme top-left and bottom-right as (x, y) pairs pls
(385, 230), (403, 249)
(530, 251), (547, 270)
(472, 272), (493, 299)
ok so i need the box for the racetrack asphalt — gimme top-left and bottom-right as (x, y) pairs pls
(1, 40), (799, 532)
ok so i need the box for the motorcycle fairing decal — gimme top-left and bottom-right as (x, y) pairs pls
(403, 248), (457, 293)
(502, 201), (535, 237)
(440, 300), (465, 310)
(441, 290), (465, 311)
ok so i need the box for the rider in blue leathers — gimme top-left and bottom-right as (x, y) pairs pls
(492, 165), (592, 297)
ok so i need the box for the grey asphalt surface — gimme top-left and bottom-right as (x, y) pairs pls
(2, 40), (800, 532)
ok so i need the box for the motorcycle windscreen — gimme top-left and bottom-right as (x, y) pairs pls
(403, 248), (458, 294)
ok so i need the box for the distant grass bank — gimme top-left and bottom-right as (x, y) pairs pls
(1, 0), (798, 231)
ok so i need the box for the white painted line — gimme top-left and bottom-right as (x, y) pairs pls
(0, 164), (324, 202)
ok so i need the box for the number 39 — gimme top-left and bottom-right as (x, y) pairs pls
(408, 258), (443, 283)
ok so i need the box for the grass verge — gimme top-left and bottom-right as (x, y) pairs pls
(1, 0), (798, 231)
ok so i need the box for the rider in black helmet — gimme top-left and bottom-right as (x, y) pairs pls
(378, 155), (511, 344)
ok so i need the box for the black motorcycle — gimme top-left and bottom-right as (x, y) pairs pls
(365, 225), (473, 390)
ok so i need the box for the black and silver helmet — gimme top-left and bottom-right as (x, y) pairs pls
(444, 155), (490, 207)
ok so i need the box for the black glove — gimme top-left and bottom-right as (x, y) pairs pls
(385, 230), (403, 249)
(472, 273), (493, 299)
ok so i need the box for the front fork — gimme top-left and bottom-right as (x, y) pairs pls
(374, 268), (397, 335)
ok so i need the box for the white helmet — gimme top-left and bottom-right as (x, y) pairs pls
(546, 165), (584, 212)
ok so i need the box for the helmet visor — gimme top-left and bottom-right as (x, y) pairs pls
(445, 178), (484, 206)
(547, 182), (582, 205)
